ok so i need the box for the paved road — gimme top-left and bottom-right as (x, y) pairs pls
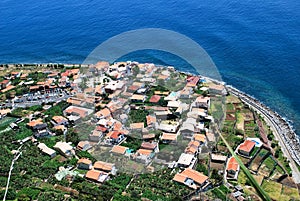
(1, 90), (71, 108)
(3, 145), (23, 201)
(227, 86), (300, 183)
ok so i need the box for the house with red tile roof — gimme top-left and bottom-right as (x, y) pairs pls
(193, 134), (206, 144)
(185, 141), (200, 155)
(0, 80), (10, 89)
(77, 141), (91, 151)
(111, 145), (129, 155)
(85, 170), (108, 183)
(93, 161), (116, 174)
(146, 115), (156, 128)
(89, 130), (103, 142)
(96, 125), (108, 133)
(141, 142), (159, 153)
(238, 140), (256, 156)
(94, 108), (111, 119)
(226, 157), (240, 179)
(149, 95), (161, 103)
(106, 131), (125, 145)
(186, 76), (200, 87)
(195, 96), (210, 109)
(135, 149), (154, 164)
(160, 133), (178, 144)
(52, 116), (69, 126)
(173, 168), (209, 189)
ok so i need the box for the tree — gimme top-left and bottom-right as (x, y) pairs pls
(275, 149), (280, 158)
(66, 128), (79, 145)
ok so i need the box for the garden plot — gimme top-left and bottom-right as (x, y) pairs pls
(250, 148), (270, 172)
(258, 156), (277, 177)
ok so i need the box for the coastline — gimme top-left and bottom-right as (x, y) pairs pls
(2, 62), (300, 182)
(226, 85), (300, 183)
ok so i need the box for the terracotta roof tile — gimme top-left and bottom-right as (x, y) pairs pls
(226, 157), (239, 171)
(149, 95), (161, 103)
(238, 140), (255, 153)
(111, 145), (128, 154)
(93, 161), (114, 172)
(78, 158), (92, 165)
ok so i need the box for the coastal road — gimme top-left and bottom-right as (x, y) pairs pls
(227, 87), (300, 183)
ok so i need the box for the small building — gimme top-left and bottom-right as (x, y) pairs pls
(94, 108), (111, 119)
(193, 134), (206, 144)
(0, 80), (10, 89)
(177, 153), (196, 168)
(208, 83), (226, 95)
(53, 141), (73, 157)
(77, 141), (91, 151)
(155, 110), (172, 120)
(37, 143), (56, 158)
(111, 145), (129, 155)
(77, 158), (92, 170)
(158, 122), (179, 133)
(149, 95), (161, 103)
(185, 141), (200, 155)
(89, 130), (103, 142)
(141, 142), (159, 153)
(64, 106), (93, 122)
(135, 149), (154, 164)
(226, 157), (240, 179)
(94, 161), (116, 174)
(142, 134), (156, 141)
(173, 168), (209, 189)
(167, 100), (181, 109)
(106, 131), (125, 145)
(195, 96), (210, 109)
(130, 94), (146, 103)
(186, 76), (200, 87)
(9, 122), (19, 130)
(130, 122), (144, 130)
(206, 132), (216, 143)
(160, 133), (177, 144)
(211, 154), (227, 163)
(180, 123), (195, 138)
(52, 116), (69, 126)
(85, 170), (108, 183)
(146, 115), (156, 128)
(238, 140), (256, 156)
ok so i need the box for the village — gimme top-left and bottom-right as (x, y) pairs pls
(0, 62), (299, 201)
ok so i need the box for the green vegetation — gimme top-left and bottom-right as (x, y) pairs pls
(261, 180), (282, 201)
(76, 150), (96, 163)
(125, 169), (192, 200)
(15, 120), (33, 140)
(210, 185), (230, 200)
(196, 163), (208, 175)
(28, 71), (48, 82)
(121, 136), (142, 151)
(70, 173), (132, 200)
(40, 136), (64, 148)
(218, 130), (271, 201)
(44, 101), (70, 121)
(128, 108), (149, 126)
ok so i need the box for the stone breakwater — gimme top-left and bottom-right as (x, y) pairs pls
(226, 85), (300, 168)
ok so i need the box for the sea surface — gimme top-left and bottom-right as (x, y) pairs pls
(0, 0), (299, 134)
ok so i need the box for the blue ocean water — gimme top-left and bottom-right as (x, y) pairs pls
(0, 0), (299, 133)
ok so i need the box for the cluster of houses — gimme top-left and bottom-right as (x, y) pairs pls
(4, 62), (234, 192)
